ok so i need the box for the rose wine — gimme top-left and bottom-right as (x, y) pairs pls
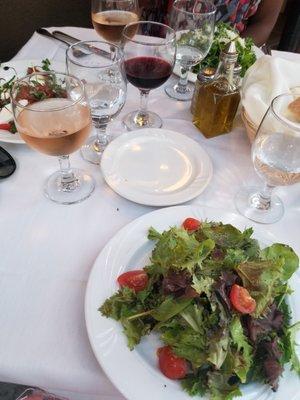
(253, 132), (300, 186)
(125, 57), (172, 90)
(17, 99), (91, 156)
(92, 10), (139, 43)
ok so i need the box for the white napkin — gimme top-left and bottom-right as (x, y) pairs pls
(241, 54), (300, 127)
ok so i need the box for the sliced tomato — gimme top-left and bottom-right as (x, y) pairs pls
(157, 346), (188, 380)
(182, 217), (201, 232)
(229, 284), (256, 314)
(0, 123), (11, 131)
(117, 270), (148, 292)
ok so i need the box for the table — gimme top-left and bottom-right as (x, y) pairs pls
(1, 27), (299, 400)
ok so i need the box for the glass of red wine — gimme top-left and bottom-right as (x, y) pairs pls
(121, 21), (176, 130)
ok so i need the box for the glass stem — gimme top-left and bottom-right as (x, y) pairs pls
(251, 184), (274, 211)
(93, 117), (109, 152)
(58, 155), (78, 191)
(175, 66), (189, 94)
(135, 90), (150, 127)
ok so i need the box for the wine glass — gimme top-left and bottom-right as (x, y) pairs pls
(235, 91), (300, 223)
(121, 21), (176, 130)
(91, 0), (139, 44)
(165, 0), (216, 101)
(67, 41), (127, 164)
(11, 72), (95, 204)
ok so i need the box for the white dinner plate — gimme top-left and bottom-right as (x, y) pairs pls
(173, 46), (264, 83)
(101, 129), (213, 206)
(85, 205), (300, 400)
(0, 59), (66, 144)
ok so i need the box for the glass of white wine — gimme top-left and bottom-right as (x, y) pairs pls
(91, 0), (139, 44)
(11, 72), (95, 204)
(165, 0), (216, 101)
(235, 91), (300, 223)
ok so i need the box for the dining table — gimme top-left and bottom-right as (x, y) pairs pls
(0, 26), (300, 400)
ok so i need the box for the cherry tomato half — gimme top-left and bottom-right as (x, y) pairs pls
(0, 123), (11, 131)
(157, 346), (188, 380)
(182, 218), (201, 232)
(229, 284), (256, 314)
(117, 270), (148, 293)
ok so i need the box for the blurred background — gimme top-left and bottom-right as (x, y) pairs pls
(0, 0), (299, 62)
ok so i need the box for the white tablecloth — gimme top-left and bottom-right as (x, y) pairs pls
(1, 27), (299, 400)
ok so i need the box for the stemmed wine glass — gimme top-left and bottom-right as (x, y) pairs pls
(235, 91), (300, 223)
(67, 41), (127, 164)
(92, 0), (139, 44)
(121, 21), (176, 130)
(11, 72), (95, 204)
(165, 0), (216, 101)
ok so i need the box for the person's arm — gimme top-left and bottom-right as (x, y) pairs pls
(241, 0), (284, 46)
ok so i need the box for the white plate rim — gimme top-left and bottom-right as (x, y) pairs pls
(100, 129), (213, 207)
(85, 204), (300, 400)
(0, 59), (66, 144)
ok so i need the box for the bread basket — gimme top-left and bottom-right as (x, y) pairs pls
(241, 107), (258, 143)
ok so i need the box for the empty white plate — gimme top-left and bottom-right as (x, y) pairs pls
(101, 128), (213, 206)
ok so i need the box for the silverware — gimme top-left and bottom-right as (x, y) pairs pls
(36, 28), (111, 59)
(36, 28), (87, 58)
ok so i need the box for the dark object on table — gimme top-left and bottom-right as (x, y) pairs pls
(0, 147), (16, 179)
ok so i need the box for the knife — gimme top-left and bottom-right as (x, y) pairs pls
(52, 30), (111, 59)
(36, 28), (111, 59)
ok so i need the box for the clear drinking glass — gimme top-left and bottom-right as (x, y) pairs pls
(235, 91), (300, 223)
(121, 21), (176, 130)
(11, 72), (95, 204)
(67, 41), (127, 164)
(91, 0), (139, 44)
(165, 0), (216, 101)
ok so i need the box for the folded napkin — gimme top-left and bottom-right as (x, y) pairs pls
(241, 54), (300, 127)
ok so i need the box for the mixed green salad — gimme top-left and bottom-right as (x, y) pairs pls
(100, 218), (300, 400)
(178, 22), (257, 77)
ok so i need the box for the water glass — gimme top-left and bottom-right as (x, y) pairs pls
(67, 41), (127, 164)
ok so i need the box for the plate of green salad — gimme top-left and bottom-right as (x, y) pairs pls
(85, 205), (300, 400)
(173, 23), (263, 83)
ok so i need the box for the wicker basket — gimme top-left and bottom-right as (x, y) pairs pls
(241, 107), (258, 143)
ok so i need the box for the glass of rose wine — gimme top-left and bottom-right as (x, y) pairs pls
(11, 72), (95, 204)
(92, 0), (139, 44)
(121, 21), (176, 130)
(235, 91), (300, 223)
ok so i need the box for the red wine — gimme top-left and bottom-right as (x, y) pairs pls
(125, 57), (172, 90)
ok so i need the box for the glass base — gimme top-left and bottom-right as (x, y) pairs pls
(81, 135), (109, 165)
(235, 186), (284, 224)
(44, 168), (95, 205)
(165, 82), (194, 101)
(123, 110), (162, 131)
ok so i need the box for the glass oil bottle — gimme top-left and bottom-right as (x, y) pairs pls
(192, 41), (241, 138)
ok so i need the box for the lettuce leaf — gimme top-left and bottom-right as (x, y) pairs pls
(261, 243), (299, 281)
(207, 371), (242, 400)
(229, 317), (253, 382)
(149, 226), (214, 273)
(236, 260), (282, 317)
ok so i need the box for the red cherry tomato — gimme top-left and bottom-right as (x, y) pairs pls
(0, 123), (11, 131)
(230, 284), (256, 314)
(182, 218), (201, 232)
(117, 270), (148, 292)
(157, 346), (188, 379)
